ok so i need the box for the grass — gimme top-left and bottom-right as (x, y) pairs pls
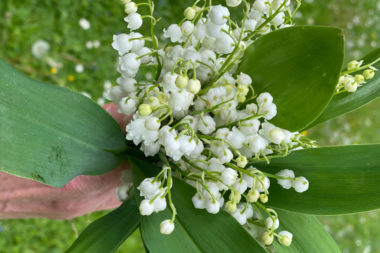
(0, 0), (379, 252)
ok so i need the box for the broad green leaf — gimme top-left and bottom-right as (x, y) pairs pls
(66, 198), (141, 253)
(307, 47), (380, 128)
(129, 157), (268, 253)
(0, 60), (126, 187)
(251, 145), (380, 214)
(240, 26), (344, 131)
(274, 210), (340, 253)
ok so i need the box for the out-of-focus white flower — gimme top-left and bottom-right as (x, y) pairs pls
(79, 18), (91, 30)
(75, 64), (84, 73)
(31, 40), (50, 58)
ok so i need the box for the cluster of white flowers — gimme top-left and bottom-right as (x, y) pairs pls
(336, 59), (377, 93)
(112, 0), (310, 247)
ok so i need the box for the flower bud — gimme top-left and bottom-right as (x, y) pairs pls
(265, 217), (279, 229)
(229, 191), (241, 203)
(125, 2), (137, 14)
(343, 76), (358, 92)
(260, 194), (268, 203)
(262, 231), (274, 245)
(237, 84), (249, 96)
(160, 219), (175, 235)
(347, 60), (360, 70)
(145, 117), (160, 130)
(184, 7), (196, 20)
(278, 231), (293, 246)
(226, 0), (242, 7)
(363, 69), (375, 79)
(175, 74), (189, 89)
(354, 74), (365, 84)
(138, 104), (152, 116)
(236, 156), (248, 168)
(139, 199), (154, 215)
(292, 176), (309, 193)
(247, 189), (260, 203)
(225, 201), (237, 213)
(237, 95), (246, 103)
(187, 79), (201, 94)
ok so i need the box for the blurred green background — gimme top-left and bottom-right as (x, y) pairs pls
(0, 0), (379, 252)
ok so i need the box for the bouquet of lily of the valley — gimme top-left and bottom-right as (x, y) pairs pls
(1, 0), (380, 252)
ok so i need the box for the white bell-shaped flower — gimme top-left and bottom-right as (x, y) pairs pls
(124, 13), (143, 30)
(118, 97), (137, 115)
(160, 219), (175, 235)
(119, 53), (141, 77)
(276, 169), (295, 189)
(164, 24), (183, 42)
(292, 176), (309, 193)
(112, 34), (132, 55)
(208, 5), (230, 25)
(138, 177), (161, 199)
(139, 199), (154, 215)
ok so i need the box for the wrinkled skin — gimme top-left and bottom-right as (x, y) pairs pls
(0, 103), (130, 219)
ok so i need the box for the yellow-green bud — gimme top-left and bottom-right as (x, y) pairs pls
(363, 69), (375, 79)
(225, 201), (237, 213)
(278, 231), (293, 246)
(279, 234), (292, 246)
(237, 84), (249, 96)
(237, 95), (246, 103)
(184, 7), (196, 20)
(247, 189), (260, 203)
(354, 74), (365, 84)
(225, 84), (234, 94)
(262, 232), (274, 245)
(260, 194), (268, 203)
(157, 92), (168, 103)
(347, 60), (360, 71)
(175, 74), (189, 89)
(236, 156), (248, 168)
(187, 79), (201, 94)
(138, 104), (152, 116)
(229, 191), (241, 203)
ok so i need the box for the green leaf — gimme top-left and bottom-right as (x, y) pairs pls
(274, 210), (340, 253)
(129, 157), (268, 253)
(0, 60), (126, 187)
(252, 145), (380, 214)
(307, 47), (380, 128)
(240, 26), (344, 131)
(66, 198), (141, 253)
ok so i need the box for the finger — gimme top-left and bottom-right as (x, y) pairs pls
(0, 185), (122, 219)
(103, 103), (131, 130)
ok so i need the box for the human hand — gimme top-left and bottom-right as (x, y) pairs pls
(0, 103), (129, 219)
